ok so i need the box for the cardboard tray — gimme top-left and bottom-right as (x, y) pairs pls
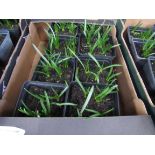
(116, 19), (155, 122)
(0, 21), (147, 117)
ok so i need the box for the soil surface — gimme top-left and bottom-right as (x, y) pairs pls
(77, 59), (109, 84)
(34, 60), (74, 84)
(18, 85), (65, 117)
(67, 83), (114, 117)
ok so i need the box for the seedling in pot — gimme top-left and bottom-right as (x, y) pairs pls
(67, 81), (119, 117)
(133, 33), (155, 59)
(0, 19), (18, 29)
(45, 28), (78, 57)
(52, 22), (78, 36)
(32, 44), (75, 84)
(80, 19), (102, 46)
(17, 83), (76, 117)
(80, 24), (119, 57)
(142, 33), (155, 58)
(75, 55), (121, 84)
(130, 22), (154, 40)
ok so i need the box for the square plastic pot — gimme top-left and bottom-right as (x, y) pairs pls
(75, 56), (112, 84)
(47, 35), (80, 57)
(64, 82), (120, 117)
(0, 29), (14, 64)
(78, 34), (116, 60)
(143, 56), (155, 92)
(14, 81), (68, 117)
(50, 22), (80, 37)
(129, 39), (150, 67)
(32, 57), (76, 84)
(127, 26), (155, 44)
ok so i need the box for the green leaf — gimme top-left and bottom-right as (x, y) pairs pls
(32, 44), (51, 66)
(68, 47), (86, 70)
(80, 85), (94, 115)
(44, 91), (51, 114)
(88, 53), (101, 69)
(45, 22), (56, 39)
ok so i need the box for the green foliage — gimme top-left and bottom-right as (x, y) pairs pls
(53, 22), (77, 35)
(33, 44), (71, 78)
(18, 85), (76, 117)
(0, 19), (18, 29)
(142, 32), (155, 58)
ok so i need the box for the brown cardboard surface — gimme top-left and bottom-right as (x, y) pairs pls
(121, 19), (155, 108)
(0, 21), (147, 116)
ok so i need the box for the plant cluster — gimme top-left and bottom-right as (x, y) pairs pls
(80, 20), (119, 56)
(0, 19), (18, 29)
(18, 84), (76, 117)
(52, 22), (77, 36)
(17, 20), (121, 117)
(130, 22), (154, 40)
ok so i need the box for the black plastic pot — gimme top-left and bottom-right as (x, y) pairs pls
(14, 81), (68, 117)
(64, 82), (120, 117)
(32, 57), (76, 84)
(129, 38), (155, 67)
(47, 35), (80, 57)
(127, 26), (155, 44)
(143, 56), (155, 92)
(9, 25), (21, 46)
(0, 26), (29, 98)
(75, 56), (112, 84)
(50, 22), (80, 37)
(0, 29), (14, 64)
(78, 34), (116, 60)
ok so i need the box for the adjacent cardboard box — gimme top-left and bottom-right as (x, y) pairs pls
(116, 19), (155, 121)
(0, 21), (147, 117)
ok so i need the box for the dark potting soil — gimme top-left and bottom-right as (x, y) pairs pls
(77, 59), (109, 84)
(18, 86), (65, 117)
(67, 84), (114, 117)
(34, 61), (74, 84)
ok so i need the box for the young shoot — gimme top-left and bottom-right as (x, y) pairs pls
(33, 44), (71, 78)
(18, 87), (76, 117)
(142, 32), (155, 58)
(95, 83), (118, 103)
(82, 20), (102, 45)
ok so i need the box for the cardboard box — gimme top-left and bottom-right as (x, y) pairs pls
(116, 19), (155, 121)
(0, 21), (147, 117)
(1, 20), (154, 134)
